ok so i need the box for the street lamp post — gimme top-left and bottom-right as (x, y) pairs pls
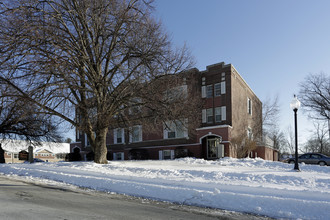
(290, 95), (301, 171)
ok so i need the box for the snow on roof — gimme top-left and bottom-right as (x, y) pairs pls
(0, 139), (70, 154)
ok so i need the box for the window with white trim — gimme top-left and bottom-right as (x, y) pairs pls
(215, 107), (221, 122)
(206, 108), (213, 123)
(214, 83), (221, 96)
(113, 152), (124, 161)
(215, 106), (226, 122)
(206, 85), (213, 98)
(114, 128), (125, 144)
(159, 150), (175, 160)
(164, 120), (188, 139)
(129, 125), (142, 142)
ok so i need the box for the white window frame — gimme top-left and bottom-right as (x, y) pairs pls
(214, 83), (221, 96)
(206, 108), (213, 123)
(113, 152), (124, 161)
(215, 107), (221, 122)
(163, 120), (188, 139)
(129, 125), (142, 143)
(159, 150), (175, 160)
(206, 85), (213, 98)
(113, 128), (125, 144)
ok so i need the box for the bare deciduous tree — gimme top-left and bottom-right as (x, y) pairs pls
(0, 82), (61, 142)
(0, 0), (198, 164)
(283, 126), (295, 154)
(261, 95), (287, 151)
(262, 95), (280, 129)
(303, 121), (330, 154)
(299, 73), (330, 139)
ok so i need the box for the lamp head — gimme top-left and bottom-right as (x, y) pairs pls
(290, 95), (301, 110)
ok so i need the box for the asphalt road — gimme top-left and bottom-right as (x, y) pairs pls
(0, 175), (272, 220)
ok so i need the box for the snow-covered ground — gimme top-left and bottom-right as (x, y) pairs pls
(1, 157), (329, 219)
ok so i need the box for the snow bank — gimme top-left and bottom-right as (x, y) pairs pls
(1, 157), (329, 219)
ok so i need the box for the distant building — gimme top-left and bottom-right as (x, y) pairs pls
(72, 62), (277, 161)
(0, 139), (70, 163)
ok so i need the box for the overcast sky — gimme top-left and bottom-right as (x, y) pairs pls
(154, 0), (330, 145)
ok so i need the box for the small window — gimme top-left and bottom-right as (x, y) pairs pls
(163, 150), (172, 160)
(248, 98), (252, 115)
(206, 85), (213, 98)
(113, 152), (124, 161)
(167, 131), (176, 139)
(206, 108), (213, 123)
(214, 83), (221, 96)
(221, 72), (226, 81)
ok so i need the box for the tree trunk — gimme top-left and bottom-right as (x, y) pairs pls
(93, 128), (108, 164)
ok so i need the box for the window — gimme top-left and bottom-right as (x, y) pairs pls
(221, 72), (226, 81)
(159, 150), (174, 160)
(206, 85), (213, 98)
(300, 154), (310, 159)
(215, 107), (221, 122)
(113, 152), (124, 161)
(214, 83), (221, 96)
(129, 125), (142, 142)
(311, 154), (321, 159)
(114, 128), (125, 144)
(248, 98), (252, 115)
(215, 106), (226, 122)
(206, 108), (213, 123)
(164, 120), (188, 139)
(163, 150), (172, 160)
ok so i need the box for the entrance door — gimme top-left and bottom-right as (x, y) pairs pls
(207, 138), (220, 159)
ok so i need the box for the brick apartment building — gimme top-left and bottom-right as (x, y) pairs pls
(71, 62), (274, 161)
